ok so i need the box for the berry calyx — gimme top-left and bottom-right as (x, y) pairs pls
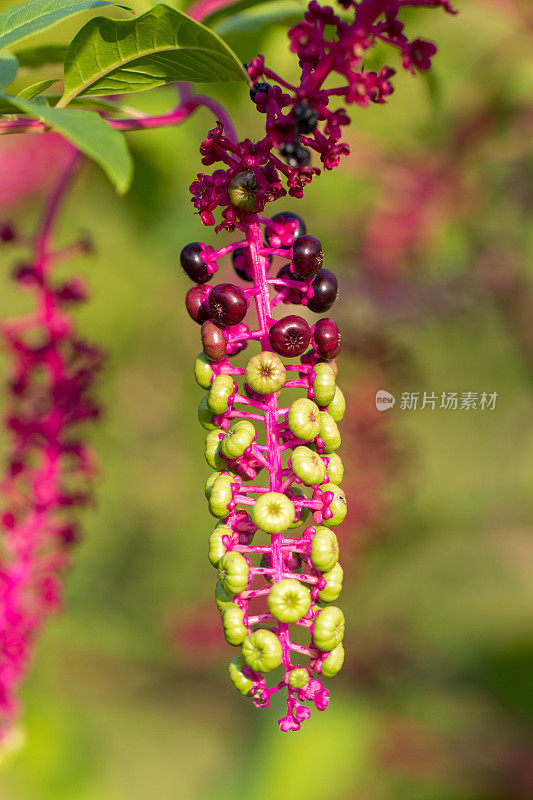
(228, 170), (258, 212)
(292, 235), (323, 278)
(293, 101), (319, 134)
(180, 242), (211, 284)
(265, 212), (307, 246)
(201, 320), (227, 362)
(185, 284), (212, 324)
(209, 283), (248, 326)
(268, 315), (311, 357)
(313, 318), (341, 359)
(307, 269), (338, 313)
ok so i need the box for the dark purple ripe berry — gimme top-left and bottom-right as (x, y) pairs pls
(232, 247), (272, 282)
(265, 212), (307, 246)
(269, 315), (311, 358)
(209, 283), (248, 326)
(250, 81), (271, 101)
(185, 284), (212, 324)
(314, 318), (341, 359)
(280, 141), (311, 168)
(307, 269), (338, 313)
(292, 235), (323, 278)
(201, 320), (227, 362)
(180, 242), (210, 284)
(293, 101), (319, 134)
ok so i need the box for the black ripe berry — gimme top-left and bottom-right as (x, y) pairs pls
(208, 283), (248, 326)
(180, 242), (211, 284)
(269, 315), (311, 358)
(293, 101), (319, 134)
(201, 320), (227, 362)
(232, 247), (271, 282)
(314, 318), (341, 359)
(250, 82), (271, 102)
(265, 212), (307, 246)
(280, 141), (311, 168)
(307, 269), (338, 313)
(292, 235), (323, 278)
(185, 284), (212, 325)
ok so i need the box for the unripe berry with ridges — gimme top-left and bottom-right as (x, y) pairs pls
(287, 397), (321, 440)
(321, 482), (347, 527)
(321, 643), (345, 677)
(218, 551), (250, 595)
(310, 526), (339, 572)
(317, 562), (343, 603)
(313, 606), (345, 652)
(268, 578), (311, 622)
(242, 629), (282, 673)
(252, 491), (295, 533)
(245, 351), (286, 395)
(291, 445), (327, 486)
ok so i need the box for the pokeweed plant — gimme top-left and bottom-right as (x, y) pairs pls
(0, 0), (454, 735)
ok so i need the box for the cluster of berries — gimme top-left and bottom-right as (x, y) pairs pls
(0, 156), (103, 732)
(181, 209), (346, 731)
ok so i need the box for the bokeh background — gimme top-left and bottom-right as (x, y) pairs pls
(0, 0), (532, 797)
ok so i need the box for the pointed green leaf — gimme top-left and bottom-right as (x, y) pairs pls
(0, 0), (130, 51)
(18, 78), (57, 99)
(0, 49), (18, 90)
(59, 3), (247, 106)
(0, 94), (133, 193)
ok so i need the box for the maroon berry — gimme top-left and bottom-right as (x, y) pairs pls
(180, 242), (211, 284)
(265, 212), (307, 246)
(232, 247), (272, 282)
(209, 283), (248, 326)
(201, 320), (227, 362)
(269, 315), (311, 358)
(313, 318), (341, 359)
(292, 235), (323, 278)
(186, 284), (212, 324)
(0, 223), (16, 243)
(307, 269), (338, 313)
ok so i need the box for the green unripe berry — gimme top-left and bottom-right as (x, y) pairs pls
(321, 643), (345, 677)
(321, 482), (347, 527)
(267, 578), (312, 623)
(205, 430), (225, 470)
(228, 170), (258, 212)
(218, 551), (250, 594)
(198, 394), (218, 430)
(319, 412), (341, 453)
(221, 419), (256, 459)
(228, 656), (253, 695)
(251, 492), (295, 533)
(310, 526), (339, 572)
(208, 374), (235, 414)
(288, 667), (309, 689)
(313, 606), (345, 652)
(221, 603), (248, 646)
(208, 473), (235, 518)
(194, 352), (214, 389)
(241, 629), (282, 673)
(245, 351), (286, 395)
(215, 580), (235, 610)
(323, 452), (343, 485)
(291, 445), (327, 486)
(312, 363), (336, 406)
(208, 523), (232, 567)
(327, 386), (345, 422)
(287, 398), (321, 441)
(317, 562), (343, 603)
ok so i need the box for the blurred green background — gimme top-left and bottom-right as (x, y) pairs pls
(0, 0), (532, 798)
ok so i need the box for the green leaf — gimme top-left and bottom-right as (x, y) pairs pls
(203, 0), (303, 29)
(59, 3), (247, 106)
(18, 78), (57, 99)
(14, 44), (68, 69)
(0, 94), (133, 193)
(0, 0), (130, 51)
(0, 49), (17, 89)
(214, 1), (303, 38)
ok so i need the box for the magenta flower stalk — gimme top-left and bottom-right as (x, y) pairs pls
(0, 147), (104, 735)
(181, 0), (453, 730)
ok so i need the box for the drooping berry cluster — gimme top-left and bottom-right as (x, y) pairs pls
(0, 151), (103, 732)
(189, 0), (455, 229)
(182, 211), (346, 731)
